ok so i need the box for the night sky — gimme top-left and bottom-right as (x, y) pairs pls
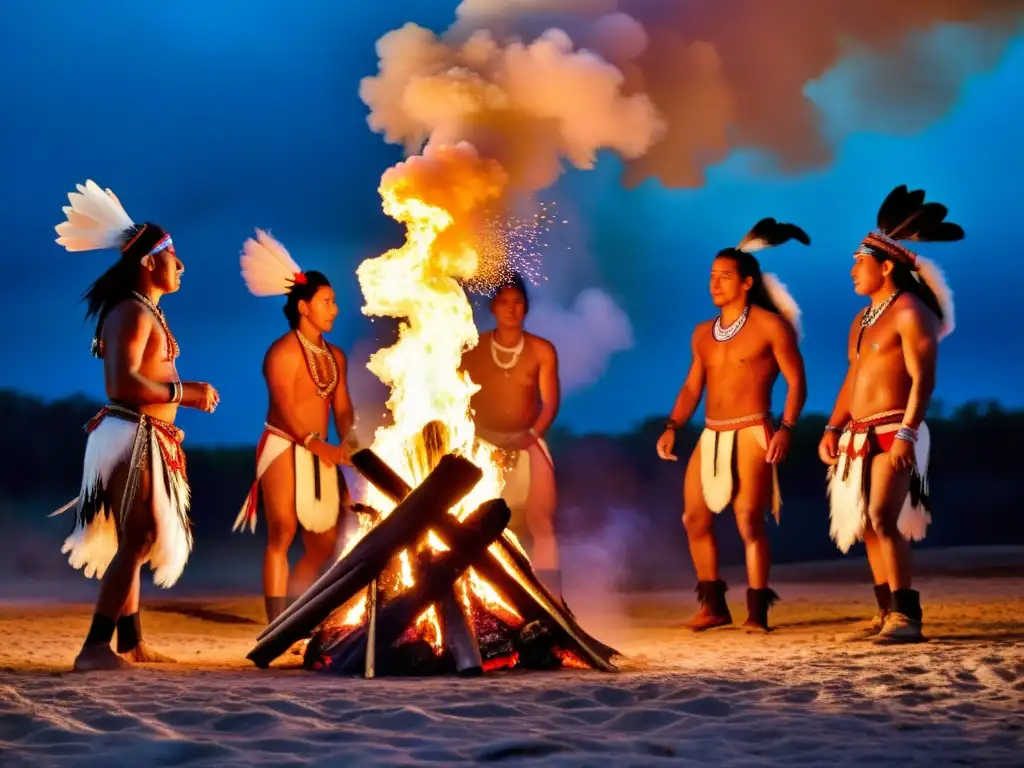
(1, 2), (1021, 447)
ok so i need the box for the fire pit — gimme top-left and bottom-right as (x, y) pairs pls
(247, 423), (619, 677)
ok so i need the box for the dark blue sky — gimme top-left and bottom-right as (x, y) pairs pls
(1, 3), (1021, 447)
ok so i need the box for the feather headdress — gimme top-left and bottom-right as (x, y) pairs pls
(55, 180), (173, 262)
(733, 217), (811, 339)
(240, 229), (306, 297)
(856, 185), (963, 339)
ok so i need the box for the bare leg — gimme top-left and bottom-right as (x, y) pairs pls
(681, 447), (730, 630)
(867, 456), (913, 590)
(261, 451), (298, 623)
(681, 447), (717, 581)
(73, 463), (156, 672)
(732, 428), (778, 632)
(732, 428), (773, 591)
(524, 446), (558, 571)
(862, 526), (889, 586)
(289, 527), (338, 598)
(867, 455), (922, 642)
(114, 567), (176, 663)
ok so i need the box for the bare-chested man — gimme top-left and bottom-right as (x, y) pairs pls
(236, 230), (354, 624)
(656, 219), (809, 632)
(461, 274), (562, 598)
(53, 180), (219, 671)
(820, 185), (962, 644)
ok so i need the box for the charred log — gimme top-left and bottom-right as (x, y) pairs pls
(313, 499), (510, 675)
(247, 453), (482, 668)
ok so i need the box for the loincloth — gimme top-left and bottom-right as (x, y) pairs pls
(233, 423), (344, 535)
(699, 414), (782, 522)
(476, 427), (554, 514)
(50, 403), (192, 588)
(827, 409), (931, 553)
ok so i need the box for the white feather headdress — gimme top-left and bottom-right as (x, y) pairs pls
(54, 180), (135, 252)
(240, 229), (305, 297)
(735, 217), (811, 338)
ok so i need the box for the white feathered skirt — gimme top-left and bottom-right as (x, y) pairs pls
(827, 410), (931, 554)
(699, 414), (782, 523)
(52, 404), (192, 588)
(233, 423), (343, 534)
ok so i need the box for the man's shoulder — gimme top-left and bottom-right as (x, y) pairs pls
(525, 331), (556, 357)
(692, 319), (715, 339)
(265, 332), (301, 361)
(103, 298), (149, 333)
(893, 292), (940, 331)
(327, 341), (347, 364)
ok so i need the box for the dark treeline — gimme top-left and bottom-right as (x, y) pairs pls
(1, 389), (1019, 591)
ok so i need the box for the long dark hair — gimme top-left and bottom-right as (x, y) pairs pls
(715, 249), (780, 315)
(870, 254), (944, 322)
(284, 270), (331, 328)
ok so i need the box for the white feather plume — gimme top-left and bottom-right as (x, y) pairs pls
(54, 180), (135, 252)
(736, 236), (769, 253)
(913, 255), (955, 340)
(240, 229), (304, 297)
(762, 272), (803, 341)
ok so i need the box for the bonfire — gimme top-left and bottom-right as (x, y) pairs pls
(246, 144), (618, 676)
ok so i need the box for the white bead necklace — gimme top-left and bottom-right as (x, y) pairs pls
(712, 305), (750, 343)
(490, 333), (525, 378)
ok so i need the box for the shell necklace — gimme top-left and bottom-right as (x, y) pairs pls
(856, 290), (901, 358)
(132, 291), (180, 361)
(712, 305), (750, 343)
(491, 332), (525, 378)
(296, 329), (338, 399)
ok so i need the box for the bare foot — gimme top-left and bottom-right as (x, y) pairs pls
(73, 644), (133, 672)
(120, 641), (177, 663)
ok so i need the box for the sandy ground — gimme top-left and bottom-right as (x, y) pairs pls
(0, 550), (1021, 767)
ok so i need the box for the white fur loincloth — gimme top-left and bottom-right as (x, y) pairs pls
(699, 416), (782, 522)
(51, 407), (192, 588)
(233, 424), (341, 534)
(827, 417), (931, 554)
(476, 428), (554, 512)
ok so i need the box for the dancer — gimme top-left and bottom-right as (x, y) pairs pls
(53, 180), (219, 671)
(656, 218), (809, 632)
(820, 185), (962, 643)
(236, 230), (354, 624)
(461, 274), (563, 598)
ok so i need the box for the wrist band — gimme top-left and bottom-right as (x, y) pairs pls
(895, 426), (918, 443)
(664, 420), (679, 432)
(824, 425), (843, 434)
(167, 381), (183, 404)
(780, 420), (794, 431)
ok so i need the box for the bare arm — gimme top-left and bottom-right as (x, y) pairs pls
(768, 315), (807, 426)
(330, 346), (355, 443)
(826, 315), (864, 429)
(666, 327), (706, 429)
(898, 304), (939, 429)
(104, 303), (173, 404)
(529, 340), (560, 437)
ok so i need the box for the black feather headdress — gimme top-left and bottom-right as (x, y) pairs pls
(857, 185), (964, 338)
(731, 217), (811, 339)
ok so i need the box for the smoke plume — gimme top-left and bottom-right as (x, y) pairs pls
(362, 0), (1024, 190)
(526, 288), (634, 394)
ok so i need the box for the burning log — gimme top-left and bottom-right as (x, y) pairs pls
(353, 446), (621, 673)
(247, 453), (482, 668)
(311, 499), (510, 675)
